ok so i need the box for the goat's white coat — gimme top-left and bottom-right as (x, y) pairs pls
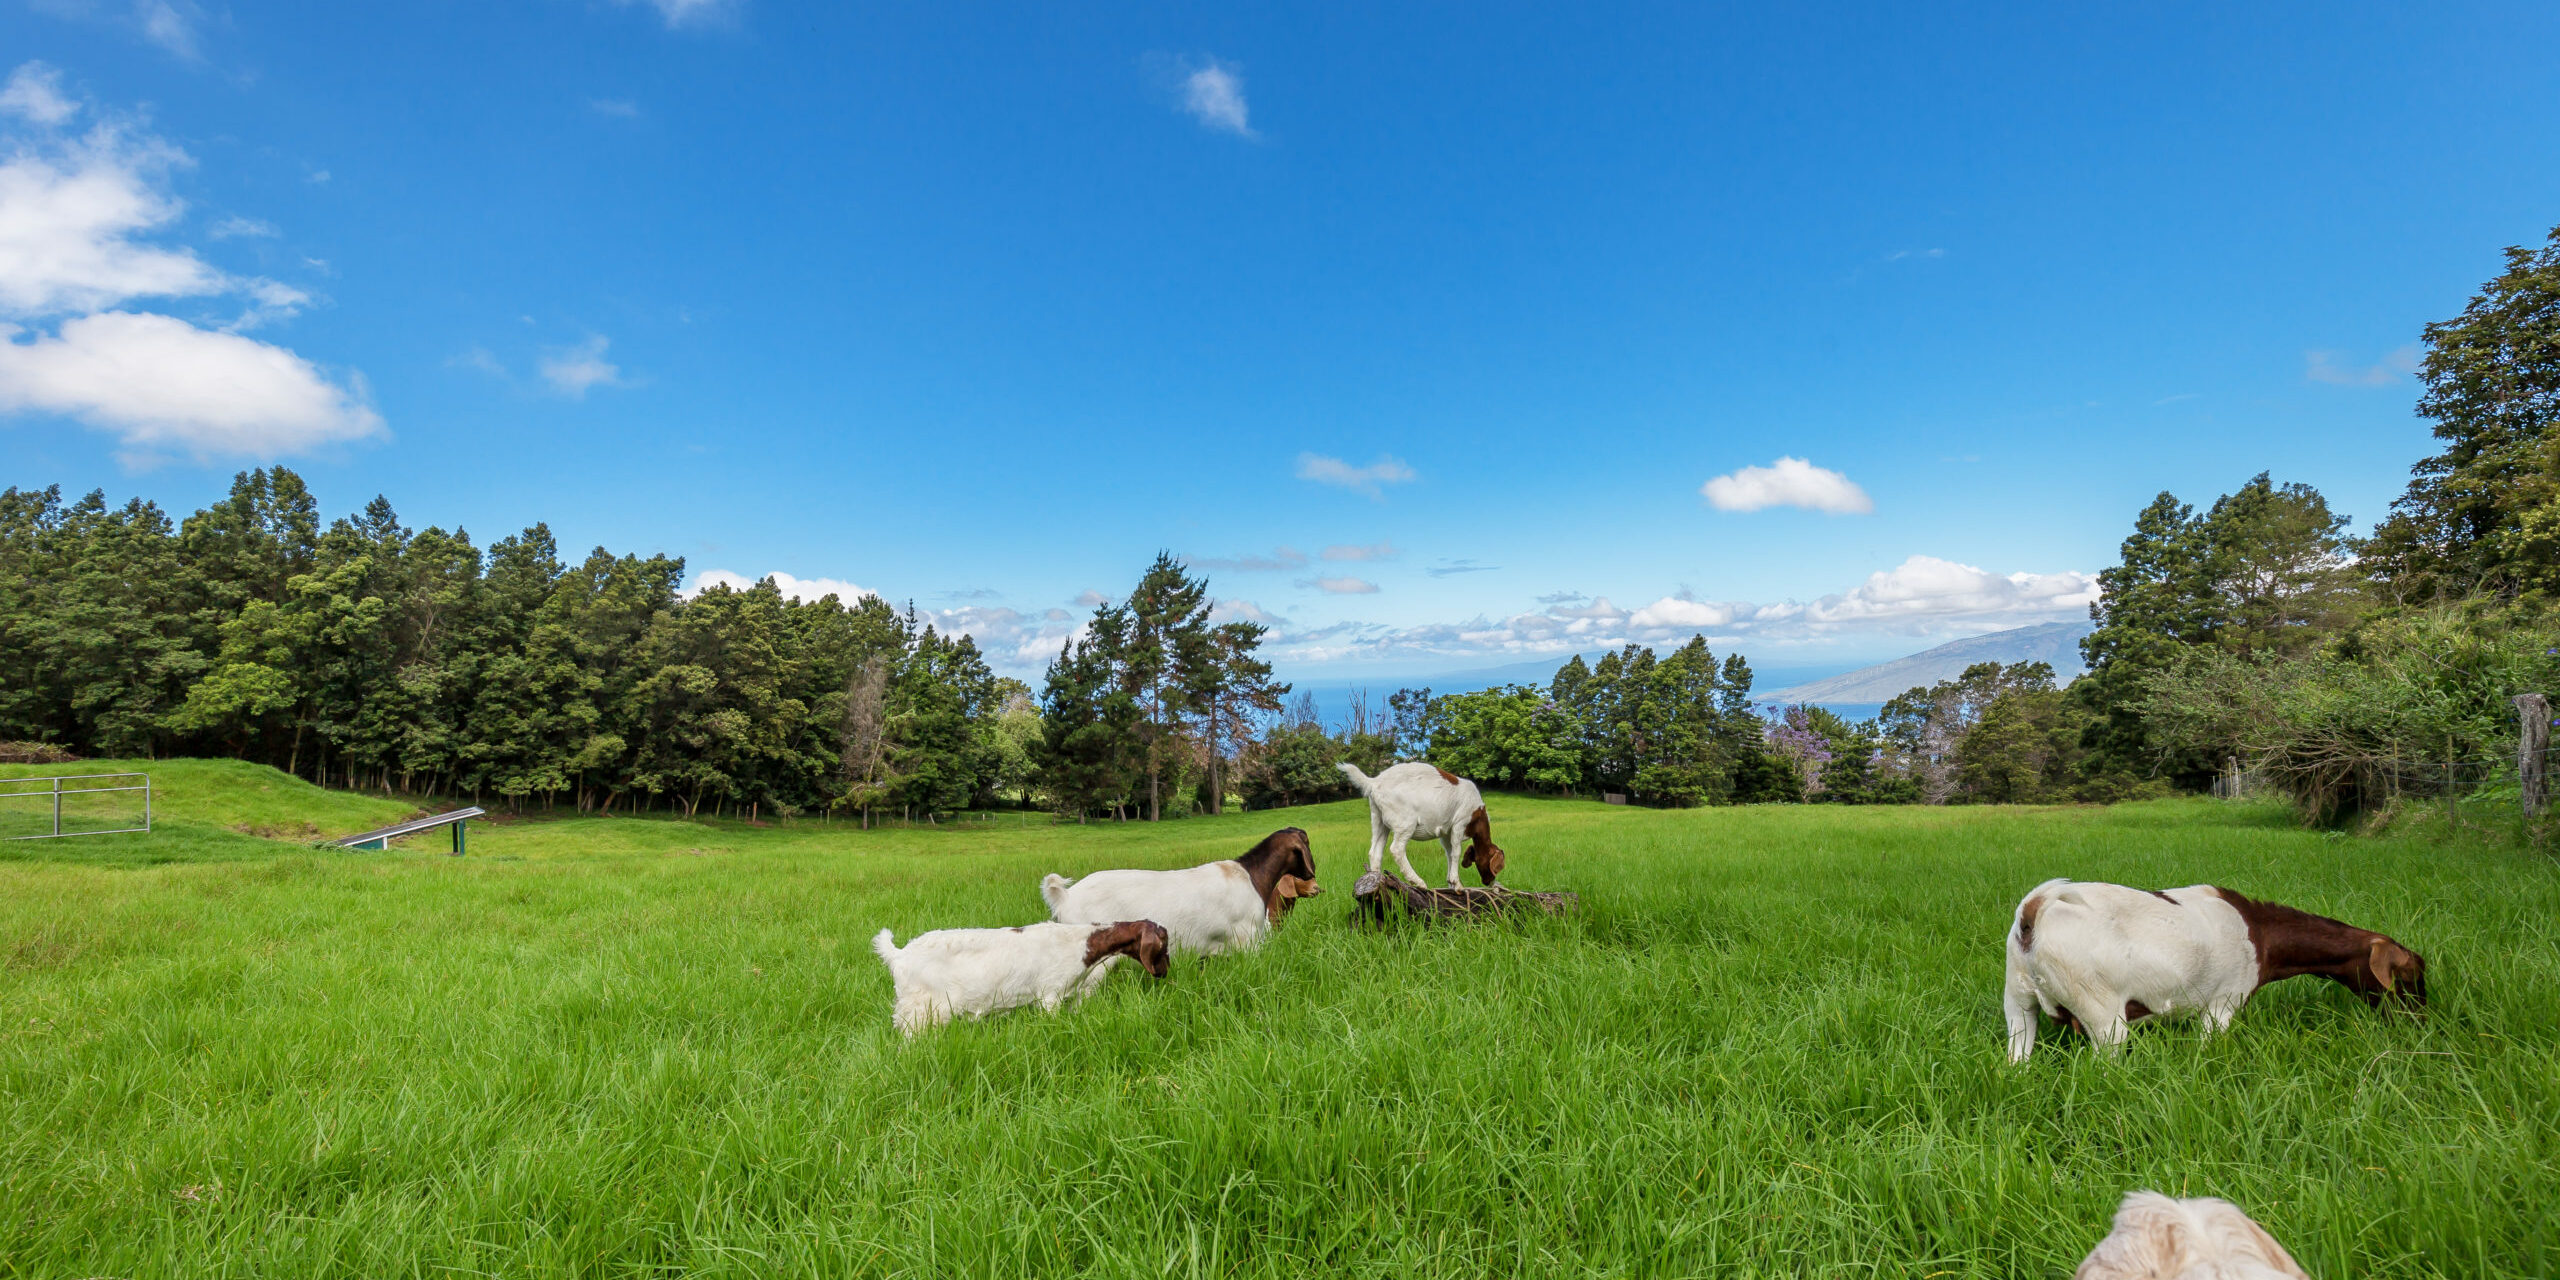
(2073, 1191), (2310, 1280)
(1335, 760), (1488, 888)
(871, 922), (1130, 1037)
(1042, 860), (1267, 955)
(2003, 878), (2258, 1062)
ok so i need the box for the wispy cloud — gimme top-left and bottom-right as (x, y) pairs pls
(1301, 575), (1379, 595)
(539, 335), (623, 398)
(589, 98), (641, 119)
(615, 0), (734, 29)
(1296, 452), (1415, 499)
(206, 215), (277, 240)
(1426, 559), (1499, 578)
(2305, 344), (2420, 387)
(1884, 248), (1945, 262)
(1535, 590), (1588, 606)
(1701, 456), (1874, 514)
(1179, 59), (1255, 137)
(0, 63), (78, 125)
(1188, 546), (1308, 572)
(1321, 542), (1396, 562)
(1270, 554), (2098, 667)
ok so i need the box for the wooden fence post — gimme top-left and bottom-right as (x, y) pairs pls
(2517, 693), (2550, 818)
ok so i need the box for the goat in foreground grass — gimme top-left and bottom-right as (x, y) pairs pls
(2074, 1191), (2310, 1279)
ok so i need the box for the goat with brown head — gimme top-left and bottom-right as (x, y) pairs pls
(1083, 919), (1173, 978)
(1459, 806), (1505, 886)
(1266, 873), (1324, 924)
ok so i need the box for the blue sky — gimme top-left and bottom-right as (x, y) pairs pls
(5, 1), (2558, 682)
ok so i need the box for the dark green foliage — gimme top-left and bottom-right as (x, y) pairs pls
(2363, 223), (2560, 600)
(0, 472), (1016, 819)
(2077, 473), (2360, 786)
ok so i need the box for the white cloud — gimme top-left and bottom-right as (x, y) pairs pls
(686, 569), (872, 604)
(1701, 456), (1874, 514)
(1297, 452), (1416, 499)
(0, 122), (225, 316)
(1212, 598), (1280, 626)
(0, 82), (373, 461)
(539, 335), (622, 398)
(1189, 546), (1307, 572)
(2305, 344), (2420, 387)
(1073, 589), (1110, 609)
(1322, 542), (1396, 562)
(207, 214), (276, 240)
(1180, 60), (1255, 137)
(136, 0), (202, 59)
(1302, 576), (1378, 595)
(0, 63), (78, 125)
(0, 311), (382, 460)
(1266, 554), (2096, 666)
(616, 0), (733, 28)
(589, 98), (641, 119)
(449, 345), (507, 378)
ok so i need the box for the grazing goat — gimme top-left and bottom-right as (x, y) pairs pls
(871, 920), (1169, 1038)
(1041, 828), (1316, 956)
(1267, 873), (1322, 924)
(2005, 878), (2425, 1062)
(2074, 1191), (2310, 1280)
(1334, 761), (1506, 889)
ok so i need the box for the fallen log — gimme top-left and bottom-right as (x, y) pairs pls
(1349, 870), (1578, 928)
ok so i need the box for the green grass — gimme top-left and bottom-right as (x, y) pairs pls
(2, 766), (2555, 1278)
(0, 758), (418, 863)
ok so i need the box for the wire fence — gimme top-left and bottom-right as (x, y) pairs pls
(2211, 745), (2555, 837)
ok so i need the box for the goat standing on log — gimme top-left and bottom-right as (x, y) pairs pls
(1041, 828), (1317, 956)
(871, 920), (1169, 1038)
(1335, 761), (1505, 889)
(2004, 878), (2426, 1062)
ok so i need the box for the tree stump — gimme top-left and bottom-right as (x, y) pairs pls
(2517, 693), (2550, 818)
(1349, 870), (1578, 928)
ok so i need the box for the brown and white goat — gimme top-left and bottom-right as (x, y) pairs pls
(1266, 873), (1322, 924)
(872, 919), (1170, 1038)
(2005, 878), (2425, 1062)
(1042, 828), (1318, 956)
(1334, 761), (1506, 888)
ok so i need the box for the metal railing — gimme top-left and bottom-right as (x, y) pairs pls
(0, 772), (151, 839)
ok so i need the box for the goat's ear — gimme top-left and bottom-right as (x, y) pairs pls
(2368, 937), (2396, 991)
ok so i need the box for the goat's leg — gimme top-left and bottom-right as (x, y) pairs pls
(1365, 815), (1390, 879)
(2201, 995), (2244, 1035)
(2003, 970), (2040, 1064)
(1386, 830), (1430, 885)
(2084, 1009), (2132, 1057)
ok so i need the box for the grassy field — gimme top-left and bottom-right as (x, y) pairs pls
(1, 763), (2554, 1278)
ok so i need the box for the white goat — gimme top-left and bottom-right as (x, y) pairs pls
(1334, 761), (1505, 889)
(1041, 828), (1316, 956)
(870, 919), (1168, 1037)
(2074, 1191), (2310, 1280)
(2005, 878), (2426, 1062)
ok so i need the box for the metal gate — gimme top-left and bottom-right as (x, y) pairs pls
(0, 773), (152, 839)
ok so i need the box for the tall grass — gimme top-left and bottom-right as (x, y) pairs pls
(1, 770), (2553, 1277)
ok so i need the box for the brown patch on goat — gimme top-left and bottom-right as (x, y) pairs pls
(2148, 889), (2177, 904)
(2052, 1005), (2085, 1037)
(1084, 920), (1172, 978)
(1234, 827), (1317, 911)
(2016, 893), (2045, 951)
(1458, 805), (1505, 886)
(2209, 886), (2427, 1007)
(1434, 766), (1461, 786)
(2125, 999), (2154, 1022)
(1266, 873), (1323, 924)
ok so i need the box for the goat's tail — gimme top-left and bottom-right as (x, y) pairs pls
(1039, 873), (1074, 913)
(1334, 762), (1374, 793)
(2012, 877), (2071, 951)
(870, 927), (901, 965)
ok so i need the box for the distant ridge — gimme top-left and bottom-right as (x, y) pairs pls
(1760, 620), (2095, 705)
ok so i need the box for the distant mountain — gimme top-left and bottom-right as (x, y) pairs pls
(1760, 620), (2096, 705)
